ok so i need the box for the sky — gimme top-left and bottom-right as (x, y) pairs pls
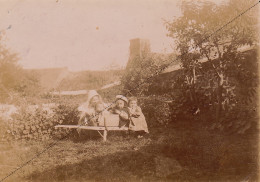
(0, 0), (224, 71)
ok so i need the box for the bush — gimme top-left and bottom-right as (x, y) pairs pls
(1, 103), (79, 141)
(138, 96), (172, 127)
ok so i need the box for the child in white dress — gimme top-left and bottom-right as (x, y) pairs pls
(128, 97), (149, 137)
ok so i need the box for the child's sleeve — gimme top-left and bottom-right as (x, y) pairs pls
(131, 107), (142, 118)
(109, 107), (116, 114)
(78, 112), (87, 125)
(119, 109), (129, 120)
(136, 107), (144, 116)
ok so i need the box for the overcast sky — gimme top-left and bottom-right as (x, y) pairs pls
(0, 0), (224, 71)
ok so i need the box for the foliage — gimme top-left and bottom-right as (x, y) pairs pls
(138, 96), (172, 127)
(14, 71), (42, 97)
(0, 31), (41, 103)
(99, 85), (123, 103)
(0, 31), (21, 101)
(165, 0), (258, 133)
(121, 51), (175, 96)
(1, 103), (79, 141)
(1, 120), (257, 181)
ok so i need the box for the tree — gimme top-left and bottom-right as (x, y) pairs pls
(0, 31), (21, 101)
(0, 31), (41, 102)
(166, 0), (258, 125)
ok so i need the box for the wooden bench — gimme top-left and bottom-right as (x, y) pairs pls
(55, 125), (129, 141)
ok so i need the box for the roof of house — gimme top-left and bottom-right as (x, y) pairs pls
(161, 45), (256, 74)
(25, 67), (70, 90)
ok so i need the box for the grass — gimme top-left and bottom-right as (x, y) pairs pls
(0, 121), (258, 182)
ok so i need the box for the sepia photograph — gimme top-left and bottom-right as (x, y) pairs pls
(0, 0), (259, 181)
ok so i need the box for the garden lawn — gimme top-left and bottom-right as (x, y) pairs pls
(0, 121), (258, 182)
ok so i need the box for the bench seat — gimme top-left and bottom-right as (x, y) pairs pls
(55, 125), (129, 141)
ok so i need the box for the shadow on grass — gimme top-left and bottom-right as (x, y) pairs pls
(25, 140), (258, 182)
(25, 124), (259, 182)
(26, 149), (157, 182)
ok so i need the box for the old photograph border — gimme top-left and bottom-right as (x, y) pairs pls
(0, 0), (259, 181)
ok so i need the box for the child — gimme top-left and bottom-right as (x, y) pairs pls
(109, 95), (129, 127)
(78, 90), (103, 127)
(128, 97), (149, 137)
(88, 102), (107, 127)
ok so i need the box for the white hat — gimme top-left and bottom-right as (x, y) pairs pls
(78, 90), (101, 112)
(88, 90), (100, 100)
(115, 95), (128, 103)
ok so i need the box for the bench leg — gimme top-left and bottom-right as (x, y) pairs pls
(103, 130), (107, 141)
(77, 128), (83, 140)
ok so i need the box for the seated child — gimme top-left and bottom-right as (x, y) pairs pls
(109, 95), (129, 127)
(128, 97), (149, 137)
(88, 102), (107, 127)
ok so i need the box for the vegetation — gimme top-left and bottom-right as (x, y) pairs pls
(121, 0), (259, 134)
(165, 0), (258, 132)
(0, 0), (259, 181)
(121, 52), (177, 96)
(1, 101), (79, 141)
(0, 32), (42, 103)
(0, 121), (258, 182)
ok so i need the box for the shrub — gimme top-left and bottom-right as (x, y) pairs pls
(138, 96), (172, 127)
(1, 103), (79, 141)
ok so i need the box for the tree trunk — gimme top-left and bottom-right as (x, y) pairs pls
(216, 73), (224, 122)
(192, 66), (198, 105)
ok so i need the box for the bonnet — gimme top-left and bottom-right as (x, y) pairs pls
(78, 90), (102, 112)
